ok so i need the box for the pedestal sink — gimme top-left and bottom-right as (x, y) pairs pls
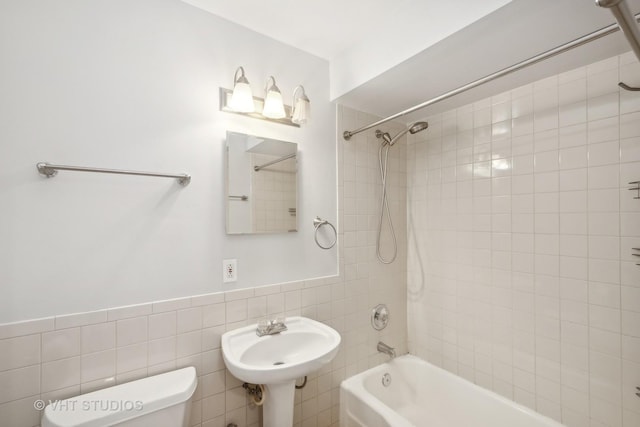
(221, 316), (341, 427)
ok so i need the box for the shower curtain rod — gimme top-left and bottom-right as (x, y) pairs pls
(597, 0), (640, 62)
(343, 12), (640, 141)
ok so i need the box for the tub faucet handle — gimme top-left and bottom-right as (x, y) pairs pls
(372, 304), (390, 330)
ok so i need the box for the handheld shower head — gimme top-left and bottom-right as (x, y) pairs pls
(409, 121), (429, 134)
(374, 121), (427, 264)
(376, 121), (428, 146)
(388, 121), (428, 146)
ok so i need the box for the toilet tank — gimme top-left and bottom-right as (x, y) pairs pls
(42, 367), (197, 427)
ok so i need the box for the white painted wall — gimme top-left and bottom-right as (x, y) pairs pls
(0, 0), (337, 323)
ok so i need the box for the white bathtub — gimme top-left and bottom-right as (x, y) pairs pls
(340, 355), (564, 427)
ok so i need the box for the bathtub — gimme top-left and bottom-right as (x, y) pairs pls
(340, 355), (564, 427)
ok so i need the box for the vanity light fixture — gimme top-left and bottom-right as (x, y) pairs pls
(262, 76), (286, 119)
(228, 66), (254, 113)
(291, 85), (310, 125)
(219, 67), (305, 127)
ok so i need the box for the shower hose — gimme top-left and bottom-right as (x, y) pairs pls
(376, 142), (397, 264)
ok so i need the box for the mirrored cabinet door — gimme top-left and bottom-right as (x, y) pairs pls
(226, 131), (298, 234)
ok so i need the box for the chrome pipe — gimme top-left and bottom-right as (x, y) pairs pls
(36, 162), (191, 186)
(253, 152), (296, 171)
(596, 0), (640, 62)
(343, 14), (640, 141)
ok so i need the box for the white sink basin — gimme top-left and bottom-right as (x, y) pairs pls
(221, 316), (341, 384)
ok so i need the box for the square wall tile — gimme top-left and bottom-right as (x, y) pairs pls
(0, 365), (40, 404)
(43, 328), (80, 362)
(81, 349), (116, 383)
(148, 312), (176, 340)
(176, 308), (203, 334)
(41, 357), (80, 393)
(0, 335), (40, 371)
(81, 322), (115, 354)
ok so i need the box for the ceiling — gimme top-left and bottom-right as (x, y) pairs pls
(182, 0), (640, 122)
(180, 0), (510, 61)
(345, 0), (640, 121)
(181, 0), (512, 99)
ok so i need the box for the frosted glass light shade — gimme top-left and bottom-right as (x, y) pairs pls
(228, 67), (254, 113)
(229, 81), (254, 113)
(292, 97), (310, 124)
(291, 85), (310, 125)
(263, 77), (286, 119)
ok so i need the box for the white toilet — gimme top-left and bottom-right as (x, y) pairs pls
(41, 367), (197, 427)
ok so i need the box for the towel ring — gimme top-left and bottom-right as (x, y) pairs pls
(313, 217), (337, 250)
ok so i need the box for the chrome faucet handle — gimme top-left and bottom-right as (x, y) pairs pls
(256, 319), (270, 335)
(256, 317), (288, 336)
(372, 304), (389, 330)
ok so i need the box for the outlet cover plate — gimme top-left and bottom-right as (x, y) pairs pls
(223, 259), (237, 283)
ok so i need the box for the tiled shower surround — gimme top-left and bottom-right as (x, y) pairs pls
(407, 52), (640, 427)
(0, 107), (408, 427)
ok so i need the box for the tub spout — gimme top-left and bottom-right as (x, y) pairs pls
(377, 341), (396, 358)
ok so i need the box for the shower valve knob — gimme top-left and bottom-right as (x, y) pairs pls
(371, 304), (389, 330)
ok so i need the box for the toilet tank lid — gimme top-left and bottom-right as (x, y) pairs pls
(41, 367), (197, 427)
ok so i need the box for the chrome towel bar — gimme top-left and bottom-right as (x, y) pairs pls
(37, 162), (191, 186)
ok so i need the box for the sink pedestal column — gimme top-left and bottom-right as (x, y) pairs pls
(263, 380), (296, 427)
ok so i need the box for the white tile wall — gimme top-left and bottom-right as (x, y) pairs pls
(407, 52), (640, 427)
(0, 105), (408, 427)
(251, 153), (297, 233)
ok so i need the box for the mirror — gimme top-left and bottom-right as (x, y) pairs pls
(226, 131), (298, 234)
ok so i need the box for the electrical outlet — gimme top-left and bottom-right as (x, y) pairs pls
(223, 259), (237, 283)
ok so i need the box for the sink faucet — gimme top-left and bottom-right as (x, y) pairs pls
(377, 341), (396, 358)
(256, 318), (288, 337)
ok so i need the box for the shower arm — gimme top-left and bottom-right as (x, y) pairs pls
(343, 12), (640, 141)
